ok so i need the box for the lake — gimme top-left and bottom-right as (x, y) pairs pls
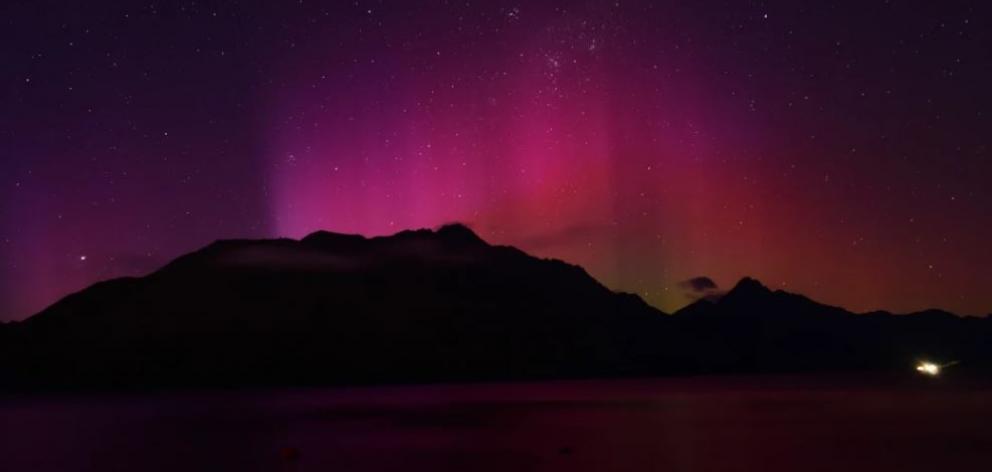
(2, 375), (990, 471)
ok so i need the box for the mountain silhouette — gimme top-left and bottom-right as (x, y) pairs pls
(1, 224), (989, 389)
(674, 277), (991, 372)
(0, 224), (689, 389)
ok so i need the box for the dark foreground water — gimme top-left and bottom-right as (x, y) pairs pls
(2, 376), (990, 471)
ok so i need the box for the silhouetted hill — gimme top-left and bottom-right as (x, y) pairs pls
(673, 277), (992, 372)
(0, 224), (691, 389)
(1, 224), (990, 390)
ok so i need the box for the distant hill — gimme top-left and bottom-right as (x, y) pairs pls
(1, 224), (989, 389)
(674, 277), (991, 372)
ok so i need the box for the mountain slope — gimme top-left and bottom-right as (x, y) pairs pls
(1, 224), (689, 388)
(2, 225), (990, 390)
(673, 278), (992, 372)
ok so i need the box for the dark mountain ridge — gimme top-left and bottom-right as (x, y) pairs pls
(2, 224), (989, 390)
(674, 277), (990, 372)
(2, 224), (684, 389)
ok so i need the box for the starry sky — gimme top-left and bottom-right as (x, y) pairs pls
(2, 0), (990, 321)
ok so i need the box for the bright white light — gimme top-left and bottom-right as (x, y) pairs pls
(916, 362), (940, 376)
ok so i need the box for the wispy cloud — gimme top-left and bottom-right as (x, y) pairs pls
(678, 276), (725, 302)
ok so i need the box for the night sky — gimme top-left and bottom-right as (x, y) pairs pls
(2, 1), (990, 321)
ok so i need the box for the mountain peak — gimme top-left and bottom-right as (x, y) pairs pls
(300, 230), (368, 252)
(711, 277), (776, 312)
(299, 223), (485, 251)
(434, 223), (487, 247)
(301, 230), (366, 243)
(729, 277), (771, 295)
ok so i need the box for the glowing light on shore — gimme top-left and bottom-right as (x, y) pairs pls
(916, 362), (940, 376)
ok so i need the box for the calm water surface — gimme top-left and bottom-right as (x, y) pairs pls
(2, 376), (990, 471)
